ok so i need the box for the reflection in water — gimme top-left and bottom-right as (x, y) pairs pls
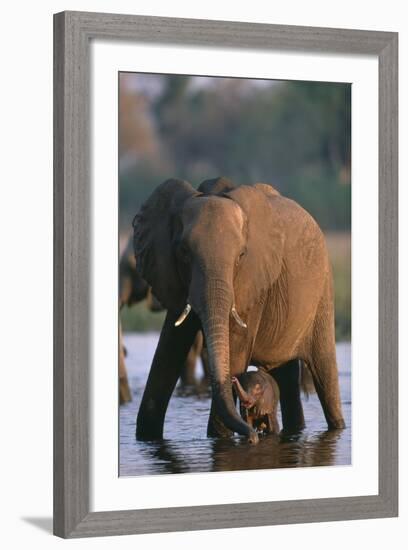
(120, 334), (351, 476)
(212, 429), (343, 472)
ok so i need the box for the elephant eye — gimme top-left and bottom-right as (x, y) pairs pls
(178, 243), (190, 263)
(236, 249), (246, 266)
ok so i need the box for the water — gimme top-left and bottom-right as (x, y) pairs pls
(120, 334), (351, 476)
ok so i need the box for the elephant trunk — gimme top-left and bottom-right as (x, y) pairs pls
(193, 276), (258, 443)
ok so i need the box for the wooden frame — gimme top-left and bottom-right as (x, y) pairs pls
(53, 11), (398, 538)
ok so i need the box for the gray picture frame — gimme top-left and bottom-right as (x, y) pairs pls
(53, 10), (398, 538)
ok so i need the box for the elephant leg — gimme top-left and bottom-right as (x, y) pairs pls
(180, 333), (200, 386)
(308, 349), (345, 429)
(119, 363), (132, 404)
(271, 359), (305, 433)
(200, 341), (210, 384)
(267, 414), (279, 434)
(240, 404), (248, 423)
(310, 291), (346, 430)
(136, 311), (200, 440)
(119, 320), (132, 404)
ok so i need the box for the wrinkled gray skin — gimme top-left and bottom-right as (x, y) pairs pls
(133, 177), (345, 444)
(232, 370), (280, 434)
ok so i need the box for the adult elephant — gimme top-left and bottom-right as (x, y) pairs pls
(133, 177), (345, 443)
(119, 237), (163, 312)
(119, 238), (163, 404)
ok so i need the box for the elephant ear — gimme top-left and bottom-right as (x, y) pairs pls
(133, 178), (197, 310)
(226, 184), (286, 303)
(198, 176), (236, 195)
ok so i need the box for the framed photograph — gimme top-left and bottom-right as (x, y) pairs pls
(53, 11), (398, 538)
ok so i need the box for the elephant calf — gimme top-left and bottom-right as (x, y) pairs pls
(232, 369), (280, 435)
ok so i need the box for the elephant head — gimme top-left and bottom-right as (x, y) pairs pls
(133, 178), (285, 442)
(119, 237), (149, 308)
(232, 375), (262, 410)
(119, 236), (163, 311)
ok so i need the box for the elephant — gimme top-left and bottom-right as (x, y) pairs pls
(119, 237), (165, 404)
(118, 319), (132, 404)
(232, 369), (280, 435)
(179, 330), (210, 389)
(119, 236), (163, 312)
(133, 176), (345, 444)
(119, 236), (208, 403)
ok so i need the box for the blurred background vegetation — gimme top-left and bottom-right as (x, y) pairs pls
(119, 73), (351, 341)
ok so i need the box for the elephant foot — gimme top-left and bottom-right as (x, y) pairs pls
(280, 421), (305, 435)
(136, 413), (163, 441)
(136, 401), (166, 441)
(136, 423), (163, 441)
(327, 417), (346, 430)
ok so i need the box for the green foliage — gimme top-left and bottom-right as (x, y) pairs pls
(120, 77), (351, 232)
(120, 159), (171, 232)
(291, 170), (351, 231)
(119, 75), (351, 340)
(326, 233), (351, 341)
(120, 301), (166, 332)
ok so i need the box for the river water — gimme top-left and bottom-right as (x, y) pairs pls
(120, 333), (351, 476)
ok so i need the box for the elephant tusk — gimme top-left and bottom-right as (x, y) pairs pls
(174, 303), (192, 327)
(231, 306), (247, 329)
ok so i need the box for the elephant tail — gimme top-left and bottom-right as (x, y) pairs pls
(300, 360), (315, 399)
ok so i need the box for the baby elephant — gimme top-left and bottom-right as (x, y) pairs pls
(232, 369), (280, 435)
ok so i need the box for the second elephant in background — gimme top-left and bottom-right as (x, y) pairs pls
(119, 237), (208, 404)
